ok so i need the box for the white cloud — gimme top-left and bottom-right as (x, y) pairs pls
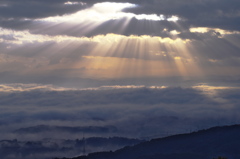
(190, 27), (240, 35)
(0, 27), (190, 48)
(39, 2), (180, 23)
(64, 1), (86, 5)
(0, 83), (76, 92)
(0, 27), (93, 44)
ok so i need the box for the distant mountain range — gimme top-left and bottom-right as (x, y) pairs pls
(56, 125), (240, 159)
(0, 137), (143, 159)
(14, 125), (118, 134)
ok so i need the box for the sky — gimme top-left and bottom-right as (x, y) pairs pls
(0, 0), (240, 143)
(0, 0), (239, 87)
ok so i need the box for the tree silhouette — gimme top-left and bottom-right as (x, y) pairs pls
(213, 157), (227, 159)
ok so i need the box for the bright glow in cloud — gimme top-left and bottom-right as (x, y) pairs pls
(0, 4), (8, 7)
(193, 84), (240, 103)
(170, 30), (180, 35)
(2, 83), (239, 93)
(134, 14), (165, 21)
(190, 27), (209, 33)
(39, 2), (179, 23)
(40, 2), (136, 22)
(0, 27), (190, 45)
(0, 83), (76, 92)
(190, 27), (240, 35)
(193, 84), (240, 90)
(0, 27), (93, 44)
(174, 56), (182, 60)
(0, 83), (170, 92)
(64, 1), (86, 5)
(93, 2), (136, 12)
(97, 85), (167, 90)
(167, 16), (179, 22)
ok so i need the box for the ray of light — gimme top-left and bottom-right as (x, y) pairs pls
(2, 22), (239, 84)
(70, 33), (204, 79)
(188, 26), (240, 78)
(36, 1), (181, 38)
(193, 84), (240, 104)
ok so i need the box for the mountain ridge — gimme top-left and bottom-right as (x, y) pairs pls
(56, 124), (240, 159)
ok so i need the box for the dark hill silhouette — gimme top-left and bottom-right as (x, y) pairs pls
(0, 137), (143, 159)
(56, 125), (240, 159)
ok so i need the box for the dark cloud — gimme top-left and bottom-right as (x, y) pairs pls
(123, 0), (240, 31)
(0, 0), (88, 19)
(0, 0), (239, 45)
(0, 0), (239, 38)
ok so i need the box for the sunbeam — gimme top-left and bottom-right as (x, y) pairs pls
(1, 1), (240, 158)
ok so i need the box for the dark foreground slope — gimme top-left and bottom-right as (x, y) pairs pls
(58, 125), (240, 159)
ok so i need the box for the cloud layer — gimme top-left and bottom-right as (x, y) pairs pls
(0, 85), (239, 140)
